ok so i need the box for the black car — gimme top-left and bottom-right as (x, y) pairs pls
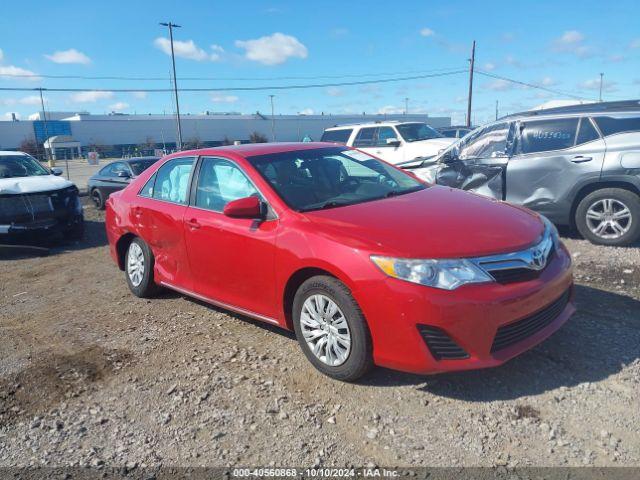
(88, 157), (160, 209)
(0, 151), (84, 243)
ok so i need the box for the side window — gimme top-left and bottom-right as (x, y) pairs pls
(353, 127), (377, 147)
(152, 157), (195, 204)
(593, 116), (640, 137)
(139, 173), (156, 198)
(576, 118), (600, 145)
(517, 118), (579, 154)
(320, 129), (353, 144)
(103, 162), (127, 176)
(195, 157), (259, 212)
(458, 122), (510, 159)
(375, 127), (398, 146)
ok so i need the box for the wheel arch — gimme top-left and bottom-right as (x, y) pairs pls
(282, 265), (355, 331)
(115, 232), (137, 271)
(570, 180), (640, 228)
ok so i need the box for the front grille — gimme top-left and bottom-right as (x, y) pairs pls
(417, 325), (470, 360)
(487, 245), (555, 284)
(491, 289), (570, 353)
(0, 188), (77, 225)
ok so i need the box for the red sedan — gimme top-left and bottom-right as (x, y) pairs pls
(105, 143), (574, 381)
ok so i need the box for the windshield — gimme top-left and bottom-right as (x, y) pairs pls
(248, 147), (425, 212)
(0, 154), (50, 179)
(396, 123), (444, 142)
(129, 159), (159, 175)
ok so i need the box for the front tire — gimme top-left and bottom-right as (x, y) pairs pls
(575, 188), (640, 246)
(125, 237), (161, 298)
(292, 275), (373, 382)
(91, 188), (105, 210)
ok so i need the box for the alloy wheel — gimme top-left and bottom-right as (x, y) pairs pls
(300, 294), (351, 367)
(585, 198), (632, 240)
(91, 190), (101, 207)
(127, 242), (145, 287)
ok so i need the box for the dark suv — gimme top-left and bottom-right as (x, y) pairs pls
(408, 100), (640, 246)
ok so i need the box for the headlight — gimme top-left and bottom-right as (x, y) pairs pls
(371, 255), (493, 290)
(541, 216), (560, 249)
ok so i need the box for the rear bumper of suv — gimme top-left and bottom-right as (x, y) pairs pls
(354, 242), (575, 375)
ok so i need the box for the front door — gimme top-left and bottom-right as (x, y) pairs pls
(183, 156), (279, 319)
(435, 122), (514, 200)
(353, 127), (405, 164)
(506, 117), (606, 221)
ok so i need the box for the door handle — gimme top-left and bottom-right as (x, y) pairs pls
(185, 218), (201, 230)
(571, 156), (592, 163)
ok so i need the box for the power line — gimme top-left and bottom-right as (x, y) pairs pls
(0, 69), (468, 93)
(474, 70), (597, 101)
(0, 66), (467, 82)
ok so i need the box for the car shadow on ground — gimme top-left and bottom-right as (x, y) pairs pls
(358, 284), (640, 399)
(0, 220), (107, 260)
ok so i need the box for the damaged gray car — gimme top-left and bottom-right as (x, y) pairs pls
(406, 100), (640, 246)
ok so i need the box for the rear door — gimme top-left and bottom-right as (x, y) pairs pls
(506, 116), (605, 221)
(132, 156), (196, 289)
(435, 121), (514, 200)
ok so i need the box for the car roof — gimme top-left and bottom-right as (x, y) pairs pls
(324, 121), (425, 130)
(172, 142), (341, 158)
(502, 99), (640, 121)
(0, 151), (29, 156)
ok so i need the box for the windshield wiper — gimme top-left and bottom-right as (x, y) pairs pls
(301, 200), (349, 212)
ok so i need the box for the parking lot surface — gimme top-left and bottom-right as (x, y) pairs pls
(0, 202), (639, 468)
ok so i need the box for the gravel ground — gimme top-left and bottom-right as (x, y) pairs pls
(0, 202), (639, 469)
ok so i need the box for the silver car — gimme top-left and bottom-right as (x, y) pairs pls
(408, 100), (640, 246)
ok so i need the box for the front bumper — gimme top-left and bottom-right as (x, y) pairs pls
(355, 243), (575, 375)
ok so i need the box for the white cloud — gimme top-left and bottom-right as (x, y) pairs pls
(377, 105), (404, 115)
(109, 102), (129, 111)
(330, 28), (349, 38)
(483, 62), (496, 71)
(0, 65), (40, 81)
(630, 38), (640, 49)
(299, 108), (314, 115)
(210, 44), (225, 61)
(552, 30), (593, 58)
(326, 87), (343, 97)
(485, 79), (513, 91)
(540, 76), (557, 86)
(45, 48), (91, 65)
(154, 37), (220, 61)
(211, 93), (239, 103)
(579, 78), (618, 92)
(504, 55), (523, 67)
(19, 95), (44, 105)
(235, 32), (307, 65)
(0, 48), (3, 61)
(420, 27), (435, 37)
(132, 91), (147, 99)
(607, 54), (625, 63)
(70, 91), (114, 103)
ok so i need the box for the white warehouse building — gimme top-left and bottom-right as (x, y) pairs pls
(0, 111), (451, 158)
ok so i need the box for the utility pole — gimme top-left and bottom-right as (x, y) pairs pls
(466, 40), (476, 128)
(38, 88), (51, 165)
(599, 72), (604, 102)
(404, 97), (409, 115)
(160, 21), (183, 150)
(495, 100), (499, 120)
(269, 95), (276, 142)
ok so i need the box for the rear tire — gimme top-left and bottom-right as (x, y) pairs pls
(292, 275), (373, 382)
(125, 237), (161, 298)
(575, 188), (640, 246)
(91, 188), (105, 210)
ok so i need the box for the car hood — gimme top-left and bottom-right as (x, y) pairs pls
(0, 175), (74, 194)
(303, 186), (544, 258)
(413, 137), (456, 148)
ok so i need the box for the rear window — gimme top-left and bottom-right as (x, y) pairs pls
(321, 129), (353, 144)
(593, 116), (640, 137)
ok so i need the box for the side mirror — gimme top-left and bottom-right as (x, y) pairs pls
(117, 170), (131, 178)
(223, 196), (265, 219)
(51, 167), (63, 176)
(386, 137), (401, 147)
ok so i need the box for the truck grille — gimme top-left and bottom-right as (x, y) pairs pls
(491, 289), (570, 353)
